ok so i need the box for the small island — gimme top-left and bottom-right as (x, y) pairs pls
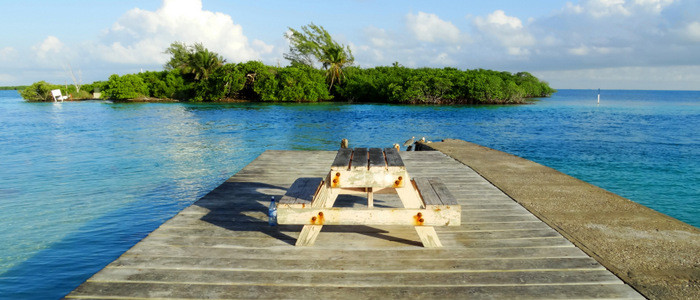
(19, 23), (555, 104)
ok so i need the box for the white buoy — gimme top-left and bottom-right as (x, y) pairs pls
(597, 88), (600, 105)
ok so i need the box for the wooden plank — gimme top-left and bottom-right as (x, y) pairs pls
(295, 185), (339, 246)
(295, 225), (323, 246)
(185, 212), (529, 223)
(156, 219), (553, 235)
(393, 181), (444, 247)
(124, 243), (593, 260)
(414, 177), (442, 206)
(108, 256), (605, 272)
(277, 207), (461, 226)
(89, 268), (623, 287)
(136, 233), (574, 250)
(368, 148), (386, 170)
(330, 148), (352, 170)
(428, 177), (459, 206)
(333, 169), (407, 188)
(384, 147), (405, 170)
(66, 150), (642, 300)
(68, 282), (644, 300)
(278, 177), (322, 207)
(350, 147), (368, 170)
(415, 226), (443, 247)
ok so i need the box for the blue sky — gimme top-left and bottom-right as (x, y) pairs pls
(1, 0), (699, 89)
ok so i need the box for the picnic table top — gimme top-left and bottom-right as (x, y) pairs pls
(331, 148), (405, 171)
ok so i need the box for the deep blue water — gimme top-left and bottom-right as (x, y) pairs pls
(0, 89), (697, 299)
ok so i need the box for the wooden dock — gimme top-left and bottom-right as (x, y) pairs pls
(66, 150), (642, 299)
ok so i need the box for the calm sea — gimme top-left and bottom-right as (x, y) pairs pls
(0, 89), (698, 298)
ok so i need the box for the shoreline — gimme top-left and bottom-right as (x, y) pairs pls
(22, 97), (542, 105)
(418, 139), (700, 299)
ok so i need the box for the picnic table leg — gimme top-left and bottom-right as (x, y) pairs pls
(367, 187), (373, 208)
(295, 182), (338, 246)
(396, 183), (443, 248)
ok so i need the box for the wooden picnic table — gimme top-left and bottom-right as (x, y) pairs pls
(277, 148), (460, 247)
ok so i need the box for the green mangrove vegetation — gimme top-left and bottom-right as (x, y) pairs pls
(0, 86), (28, 90)
(19, 80), (99, 101)
(19, 23), (555, 104)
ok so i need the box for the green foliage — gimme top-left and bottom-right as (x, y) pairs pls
(164, 42), (224, 81)
(22, 62), (554, 104)
(71, 90), (93, 100)
(81, 81), (102, 93)
(137, 70), (185, 99)
(163, 42), (189, 71)
(20, 81), (97, 101)
(336, 66), (555, 104)
(240, 61), (276, 101)
(0, 86), (28, 90)
(258, 65), (331, 102)
(19, 81), (60, 101)
(104, 74), (148, 100)
(285, 23), (354, 91)
(198, 63), (246, 101)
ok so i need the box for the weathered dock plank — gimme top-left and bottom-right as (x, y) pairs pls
(65, 150), (642, 299)
(70, 282), (642, 299)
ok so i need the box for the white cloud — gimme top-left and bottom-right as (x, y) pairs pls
(680, 21), (700, 42)
(477, 9), (523, 29)
(364, 26), (395, 48)
(569, 45), (590, 56)
(0, 73), (14, 82)
(522, 0), (699, 74)
(534, 65), (700, 90)
(432, 52), (455, 65)
(565, 0), (675, 17)
(565, 2), (585, 14)
(632, 0), (675, 13)
(94, 0), (272, 65)
(586, 0), (631, 17)
(567, 44), (632, 56)
(474, 10), (535, 56)
(0, 46), (16, 62)
(354, 17), (466, 67)
(562, 0), (631, 17)
(31, 36), (66, 61)
(252, 39), (274, 54)
(406, 12), (461, 44)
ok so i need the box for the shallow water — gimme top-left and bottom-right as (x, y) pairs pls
(0, 89), (697, 298)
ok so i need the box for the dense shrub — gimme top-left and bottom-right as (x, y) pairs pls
(21, 64), (555, 104)
(19, 81), (59, 101)
(103, 74), (148, 100)
(335, 66), (555, 104)
(20, 81), (101, 101)
(197, 63), (246, 101)
(255, 65), (331, 102)
(137, 70), (186, 99)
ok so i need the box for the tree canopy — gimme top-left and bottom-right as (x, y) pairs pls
(284, 23), (354, 91)
(164, 42), (225, 81)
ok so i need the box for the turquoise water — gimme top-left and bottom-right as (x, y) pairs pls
(0, 89), (698, 298)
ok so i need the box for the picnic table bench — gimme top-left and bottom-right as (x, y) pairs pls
(277, 148), (460, 247)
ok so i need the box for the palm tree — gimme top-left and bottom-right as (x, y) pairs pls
(163, 42), (224, 81)
(187, 48), (224, 81)
(319, 44), (353, 91)
(285, 23), (354, 91)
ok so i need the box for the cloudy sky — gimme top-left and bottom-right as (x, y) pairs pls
(1, 0), (699, 90)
